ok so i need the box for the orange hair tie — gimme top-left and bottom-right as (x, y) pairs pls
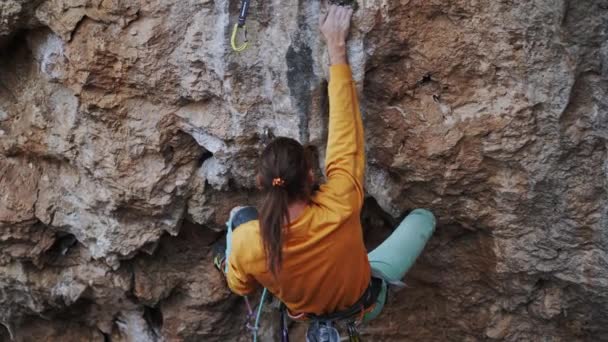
(272, 177), (286, 187)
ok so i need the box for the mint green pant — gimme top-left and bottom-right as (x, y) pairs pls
(363, 209), (436, 322)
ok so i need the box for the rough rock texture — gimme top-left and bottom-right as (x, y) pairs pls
(1, 0), (607, 341)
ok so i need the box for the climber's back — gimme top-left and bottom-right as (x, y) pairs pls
(227, 191), (371, 315)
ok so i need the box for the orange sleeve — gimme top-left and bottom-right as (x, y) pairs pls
(317, 64), (365, 215)
(226, 231), (257, 296)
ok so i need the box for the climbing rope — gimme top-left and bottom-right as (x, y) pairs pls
(231, 0), (251, 52)
(244, 288), (268, 342)
(224, 210), (268, 341)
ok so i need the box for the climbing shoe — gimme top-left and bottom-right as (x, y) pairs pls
(212, 235), (227, 273)
(212, 206), (259, 274)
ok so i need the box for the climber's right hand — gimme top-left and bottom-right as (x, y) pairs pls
(320, 4), (354, 65)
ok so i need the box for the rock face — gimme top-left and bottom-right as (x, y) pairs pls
(0, 0), (607, 341)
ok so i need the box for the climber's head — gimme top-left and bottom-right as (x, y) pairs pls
(257, 137), (314, 275)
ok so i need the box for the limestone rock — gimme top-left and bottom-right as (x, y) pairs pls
(0, 0), (607, 341)
(0, 0), (41, 45)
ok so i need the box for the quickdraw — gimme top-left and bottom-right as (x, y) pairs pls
(231, 0), (251, 52)
(347, 321), (362, 342)
(230, 0), (358, 52)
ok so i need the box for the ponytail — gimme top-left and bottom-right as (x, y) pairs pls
(259, 187), (290, 275)
(257, 137), (312, 277)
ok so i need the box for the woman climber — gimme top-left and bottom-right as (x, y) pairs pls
(214, 4), (436, 341)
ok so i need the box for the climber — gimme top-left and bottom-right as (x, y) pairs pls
(215, 4), (436, 341)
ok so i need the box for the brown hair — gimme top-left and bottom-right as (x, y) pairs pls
(258, 137), (312, 276)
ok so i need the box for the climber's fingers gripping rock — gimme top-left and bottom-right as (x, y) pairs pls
(320, 4), (353, 65)
(320, 4), (353, 45)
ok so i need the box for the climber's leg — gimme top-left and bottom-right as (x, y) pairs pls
(228, 206), (259, 229)
(361, 280), (388, 323)
(213, 206), (258, 272)
(363, 208), (436, 322)
(368, 209), (436, 282)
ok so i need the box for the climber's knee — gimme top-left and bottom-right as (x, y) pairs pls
(229, 206), (259, 230)
(367, 208), (436, 282)
(213, 206), (258, 273)
(408, 208), (437, 233)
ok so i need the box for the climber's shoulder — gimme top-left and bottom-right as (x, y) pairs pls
(231, 220), (263, 255)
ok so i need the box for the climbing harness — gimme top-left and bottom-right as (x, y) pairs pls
(296, 277), (384, 342)
(347, 322), (361, 342)
(306, 321), (341, 342)
(280, 304), (290, 342)
(231, 0), (251, 52)
(243, 288), (268, 342)
(305, 319), (362, 342)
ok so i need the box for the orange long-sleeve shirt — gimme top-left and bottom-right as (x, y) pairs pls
(226, 64), (370, 315)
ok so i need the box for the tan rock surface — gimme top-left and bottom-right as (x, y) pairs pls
(0, 0), (606, 341)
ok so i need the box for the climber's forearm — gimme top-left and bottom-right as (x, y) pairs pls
(328, 42), (347, 65)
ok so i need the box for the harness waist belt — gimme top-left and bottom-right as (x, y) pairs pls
(305, 277), (383, 322)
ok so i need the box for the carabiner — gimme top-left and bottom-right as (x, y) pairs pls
(231, 23), (248, 52)
(231, 0), (251, 52)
